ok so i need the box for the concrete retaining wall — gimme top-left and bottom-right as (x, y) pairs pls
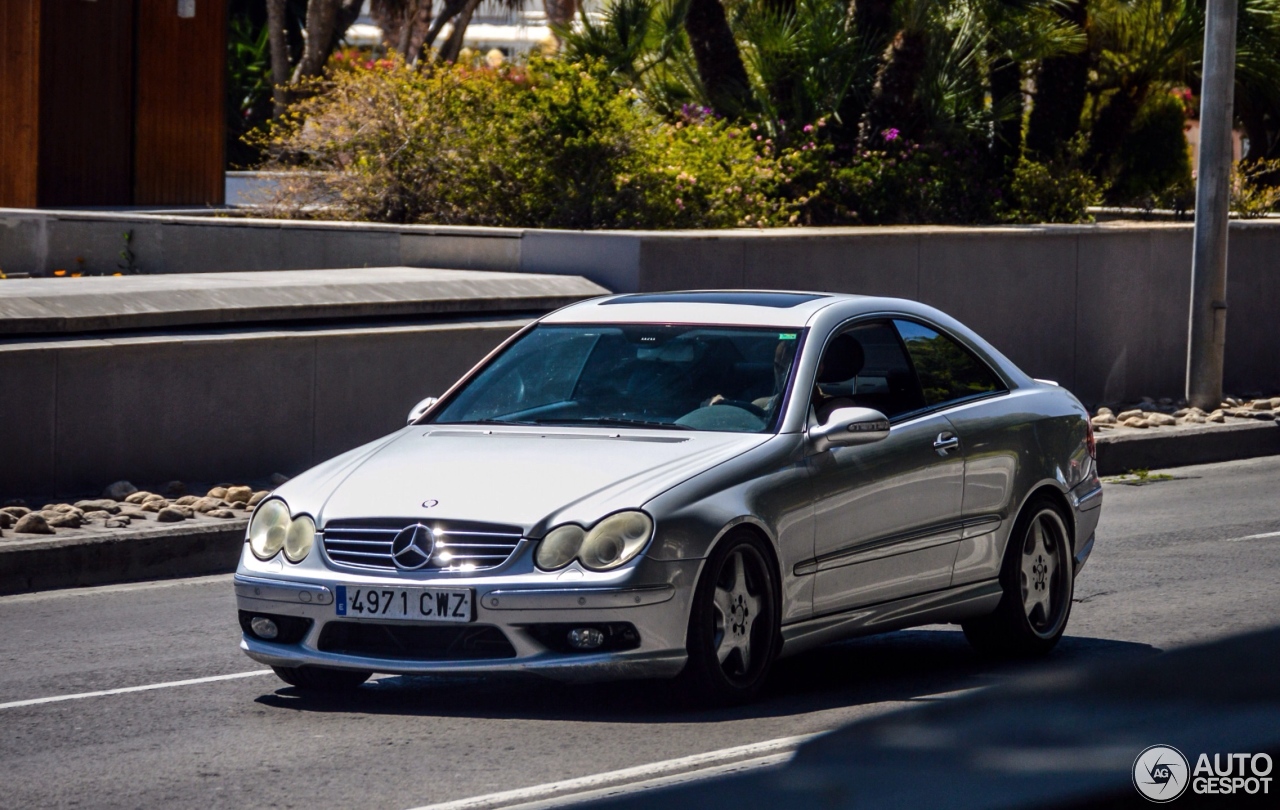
(0, 317), (524, 496)
(2, 209), (1277, 414)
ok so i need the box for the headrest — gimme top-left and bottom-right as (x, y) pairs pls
(817, 333), (865, 383)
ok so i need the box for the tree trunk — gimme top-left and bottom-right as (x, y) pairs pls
(544, 0), (578, 28)
(333, 0), (364, 55)
(437, 0), (484, 63)
(267, 0), (291, 117)
(292, 0), (343, 83)
(863, 28), (929, 143)
(1025, 0), (1089, 159)
(1087, 83), (1146, 175)
(684, 0), (753, 116)
(373, 0), (434, 59)
(423, 0), (467, 55)
(850, 0), (895, 52)
(990, 55), (1023, 173)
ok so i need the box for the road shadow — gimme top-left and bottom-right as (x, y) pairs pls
(253, 628), (1159, 723)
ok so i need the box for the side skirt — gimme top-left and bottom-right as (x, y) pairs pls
(777, 580), (1002, 659)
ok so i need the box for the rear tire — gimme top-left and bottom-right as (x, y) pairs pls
(962, 496), (1074, 658)
(677, 531), (780, 706)
(272, 665), (371, 692)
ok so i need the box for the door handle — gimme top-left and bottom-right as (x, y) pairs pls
(933, 432), (960, 455)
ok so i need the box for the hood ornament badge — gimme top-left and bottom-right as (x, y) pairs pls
(421, 499), (438, 508)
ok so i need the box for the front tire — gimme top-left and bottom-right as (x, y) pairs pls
(677, 531), (780, 706)
(962, 496), (1074, 658)
(272, 665), (371, 692)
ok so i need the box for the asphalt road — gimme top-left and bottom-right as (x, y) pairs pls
(2, 455), (1279, 809)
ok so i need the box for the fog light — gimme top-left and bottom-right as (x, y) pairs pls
(566, 627), (605, 650)
(250, 616), (279, 640)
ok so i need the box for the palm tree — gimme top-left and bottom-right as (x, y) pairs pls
(1025, 0), (1090, 158)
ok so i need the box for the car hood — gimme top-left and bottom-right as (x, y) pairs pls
(288, 426), (771, 534)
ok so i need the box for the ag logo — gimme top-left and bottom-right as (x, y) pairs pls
(1134, 745), (1190, 802)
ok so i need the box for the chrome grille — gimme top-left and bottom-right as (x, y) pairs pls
(322, 518), (524, 572)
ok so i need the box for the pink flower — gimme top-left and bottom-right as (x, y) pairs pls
(882, 128), (900, 142)
(803, 124), (814, 133)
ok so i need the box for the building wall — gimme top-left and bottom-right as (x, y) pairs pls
(0, 0), (41, 208)
(37, 0), (135, 206)
(135, 0), (227, 206)
(0, 0), (225, 208)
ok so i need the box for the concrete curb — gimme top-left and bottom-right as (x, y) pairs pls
(0, 519), (247, 596)
(1095, 418), (1280, 475)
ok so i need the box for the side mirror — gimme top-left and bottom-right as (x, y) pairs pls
(407, 396), (438, 425)
(809, 407), (890, 453)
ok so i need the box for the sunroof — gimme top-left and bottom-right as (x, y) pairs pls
(601, 292), (828, 309)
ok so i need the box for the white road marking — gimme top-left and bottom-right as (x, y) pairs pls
(1222, 530), (1280, 542)
(406, 734), (819, 810)
(0, 670), (272, 710)
(0, 573), (234, 604)
(492, 753), (792, 810)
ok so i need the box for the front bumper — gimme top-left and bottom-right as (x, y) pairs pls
(234, 557), (699, 683)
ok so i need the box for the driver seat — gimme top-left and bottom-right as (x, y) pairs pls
(815, 333), (865, 424)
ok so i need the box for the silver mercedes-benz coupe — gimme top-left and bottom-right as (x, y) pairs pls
(236, 290), (1102, 703)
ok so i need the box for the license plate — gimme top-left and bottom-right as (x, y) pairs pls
(334, 585), (473, 622)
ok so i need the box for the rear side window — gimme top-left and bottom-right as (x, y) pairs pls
(894, 320), (1006, 407)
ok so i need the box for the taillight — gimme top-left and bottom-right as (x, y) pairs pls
(1086, 418), (1097, 460)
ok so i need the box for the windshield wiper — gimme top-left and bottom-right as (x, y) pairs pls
(533, 417), (695, 431)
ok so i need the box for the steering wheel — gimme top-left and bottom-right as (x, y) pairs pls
(711, 399), (768, 418)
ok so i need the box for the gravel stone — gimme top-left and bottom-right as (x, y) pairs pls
(1117, 409), (1144, 421)
(173, 496), (199, 506)
(1122, 417), (1150, 428)
(124, 491), (154, 504)
(82, 510), (113, 521)
(193, 497), (229, 513)
(247, 490), (269, 507)
(1147, 413), (1177, 427)
(1208, 410), (1226, 422)
(1, 506), (31, 518)
(103, 480), (138, 500)
(155, 507), (187, 523)
(207, 509), (238, 519)
(105, 517), (131, 528)
(224, 486), (253, 504)
(75, 499), (121, 514)
(45, 512), (83, 529)
(1092, 413), (1117, 426)
(14, 513), (53, 534)
(206, 487), (229, 499)
(0, 512), (14, 529)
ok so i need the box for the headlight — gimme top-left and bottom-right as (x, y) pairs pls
(535, 524), (584, 570)
(283, 515), (315, 563)
(535, 511), (652, 573)
(249, 499), (290, 560)
(579, 511), (652, 570)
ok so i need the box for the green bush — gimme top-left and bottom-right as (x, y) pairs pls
(255, 56), (788, 229)
(1002, 136), (1100, 223)
(1109, 92), (1194, 208)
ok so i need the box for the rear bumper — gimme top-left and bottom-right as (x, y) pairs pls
(1070, 475), (1103, 573)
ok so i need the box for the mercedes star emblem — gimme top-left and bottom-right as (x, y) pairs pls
(390, 523), (436, 570)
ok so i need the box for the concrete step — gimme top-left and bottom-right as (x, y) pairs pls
(0, 267), (607, 335)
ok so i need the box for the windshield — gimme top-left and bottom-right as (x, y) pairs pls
(429, 324), (804, 433)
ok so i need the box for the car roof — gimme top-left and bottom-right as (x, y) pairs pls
(542, 290), (857, 328)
